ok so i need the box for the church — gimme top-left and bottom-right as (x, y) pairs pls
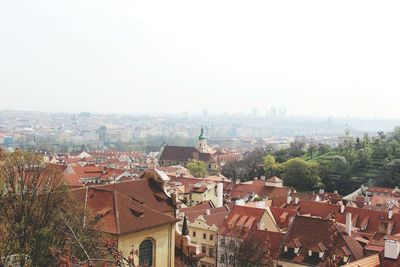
(159, 127), (220, 175)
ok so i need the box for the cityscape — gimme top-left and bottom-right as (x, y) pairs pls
(1, 1), (400, 267)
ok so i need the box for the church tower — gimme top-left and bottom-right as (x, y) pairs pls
(196, 126), (209, 153)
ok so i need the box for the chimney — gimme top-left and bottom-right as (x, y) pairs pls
(340, 204), (345, 214)
(334, 190), (338, 195)
(294, 197), (299, 205)
(254, 177), (258, 181)
(171, 192), (178, 204)
(205, 209), (210, 215)
(260, 176), (266, 181)
(364, 195), (369, 205)
(319, 189), (324, 195)
(385, 238), (400, 259)
(235, 179), (240, 185)
(217, 183), (224, 208)
(287, 196), (292, 205)
(389, 209), (394, 220)
(346, 213), (352, 236)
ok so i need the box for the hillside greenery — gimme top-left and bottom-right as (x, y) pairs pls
(222, 127), (400, 195)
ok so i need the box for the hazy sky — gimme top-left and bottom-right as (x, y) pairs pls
(1, 0), (399, 118)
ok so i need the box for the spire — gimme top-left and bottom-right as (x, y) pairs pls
(199, 126), (206, 140)
(181, 214), (189, 236)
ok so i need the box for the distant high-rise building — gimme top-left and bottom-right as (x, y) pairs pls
(252, 107), (258, 117)
(279, 108), (287, 117)
(270, 107), (278, 117)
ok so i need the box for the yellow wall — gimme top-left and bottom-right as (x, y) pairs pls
(262, 208), (280, 233)
(178, 215), (218, 267)
(118, 223), (176, 267)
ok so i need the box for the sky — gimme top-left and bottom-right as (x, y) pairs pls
(0, 0), (399, 118)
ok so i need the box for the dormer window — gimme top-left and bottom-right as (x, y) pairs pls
(294, 247), (300, 254)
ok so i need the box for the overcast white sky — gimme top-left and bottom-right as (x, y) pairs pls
(0, 0), (399, 118)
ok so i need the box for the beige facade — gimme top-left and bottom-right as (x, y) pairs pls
(178, 215), (219, 267)
(118, 223), (176, 267)
(190, 183), (219, 206)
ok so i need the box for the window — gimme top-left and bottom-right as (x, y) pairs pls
(139, 239), (153, 267)
(202, 245), (207, 254)
(209, 247), (214, 257)
(220, 254), (226, 263)
(220, 238), (225, 246)
(193, 231), (196, 237)
(210, 234), (214, 241)
(203, 233), (207, 239)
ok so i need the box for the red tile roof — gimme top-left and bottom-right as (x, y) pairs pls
(218, 205), (266, 238)
(280, 215), (364, 265)
(73, 179), (178, 236)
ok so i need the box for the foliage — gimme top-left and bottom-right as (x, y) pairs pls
(0, 151), (103, 266)
(217, 230), (272, 267)
(222, 147), (270, 182)
(281, 158), (323, 191)
(262, 155), (281, 177)
(223, 127), (400, 194)
(186, 160), (207, 178)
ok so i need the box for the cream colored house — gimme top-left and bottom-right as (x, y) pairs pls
(177, 204), (230, 267)
(74, 178), (178, 267)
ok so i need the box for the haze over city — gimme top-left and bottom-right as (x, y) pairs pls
(1, 0), (400, 118)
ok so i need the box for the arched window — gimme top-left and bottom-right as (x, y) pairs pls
(139, 239), (154, 267)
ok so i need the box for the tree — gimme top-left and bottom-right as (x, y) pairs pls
(329, 155), (349, 176)
(186, 160), (207, 178)
(282, 158), (322, 191)
(0, 151), (103, 266)
(218, 230), (273, 267)
(263, 155), (281, 177)
(288, 138), (306, 157)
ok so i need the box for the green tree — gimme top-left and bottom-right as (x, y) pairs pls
(288, 138), (306, 157)
(263, 155), (281, 177)
(0, 151), (103, 266)
(282, 158), (322, 191)
(186, 160), (207, 178)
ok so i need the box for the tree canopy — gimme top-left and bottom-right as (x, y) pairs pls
(186, 160), (207, 178)
(282, 158), (323, 191)
(0, 151), (103, 266)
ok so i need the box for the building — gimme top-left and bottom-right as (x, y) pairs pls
(216, 205), (282, 266)
(177, 203), (231, 267)
(73, 178), (178, 267)
(278, 215), (364, 266)
(159, 127), (220, 175)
